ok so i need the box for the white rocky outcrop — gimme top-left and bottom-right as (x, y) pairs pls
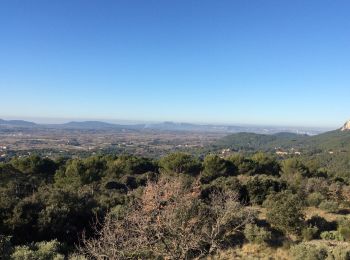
(341, 120), (350, 131)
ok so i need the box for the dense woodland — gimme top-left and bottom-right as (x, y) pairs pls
(1, 147), (350, 259)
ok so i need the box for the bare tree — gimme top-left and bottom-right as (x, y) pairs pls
(201, 190), (255, 254)
(81, 176), (254, 259)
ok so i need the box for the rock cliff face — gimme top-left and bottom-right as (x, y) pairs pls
(341, 120), (350, 131)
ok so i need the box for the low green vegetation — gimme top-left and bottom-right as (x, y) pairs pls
(1, 149), (350, 259)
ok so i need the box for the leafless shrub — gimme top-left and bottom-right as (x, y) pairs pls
(81, 176), (254, 259)
(201, 190), (255, 254)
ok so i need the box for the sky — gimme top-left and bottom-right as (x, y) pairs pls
(0, 0), (349, 127)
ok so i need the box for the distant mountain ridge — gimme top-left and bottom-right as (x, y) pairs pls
(0, 118), (329, 135)
(0, 119), (37, 127)
(61, 121), (123, 129)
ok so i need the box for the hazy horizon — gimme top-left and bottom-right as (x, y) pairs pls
(0, 115), (339, 130)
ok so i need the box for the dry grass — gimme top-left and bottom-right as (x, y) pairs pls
(304, 206), (350, 222)
(206, 244), (291, 260)
(247, 205), (350, 223)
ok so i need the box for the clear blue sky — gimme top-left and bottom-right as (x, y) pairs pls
(0, 0), (349, 127)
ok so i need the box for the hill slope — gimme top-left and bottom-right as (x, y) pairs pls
(213, 125), (350, 152)
(307, 129), (350, 151)
(213, 132), (309, 151)
(0, 119), (37, 127)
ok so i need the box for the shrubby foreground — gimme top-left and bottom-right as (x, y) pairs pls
(1, 152), (350, 259)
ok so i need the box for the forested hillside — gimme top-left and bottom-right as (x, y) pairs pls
(213, 132), (308, 152)
(213, 128), (350, 153)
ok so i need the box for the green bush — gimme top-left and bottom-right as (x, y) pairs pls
(302, 226), (319, 241)
(264, 190), (305, 235)
(200, 176), (247, 202)
(200, 155), (236, 184)
(281, 158), (310, 177)
(11, 240), (64, 260)
(339, 226), (350, 242)
(243, 223), (272, 244)
(159, 153), (201, 175)
(251, 152), (280, 176)
(227, 154), (257, 175)
(320, 231), (344, 241)
(246, 175), (286, 205)
(319, 200), (339, 213)
(11, 246), (34, 260)
(290, 242), (328, 260)
(307, 192), (325, 207)
(55, 157), (107, 188)
(68, 254), (88, 260)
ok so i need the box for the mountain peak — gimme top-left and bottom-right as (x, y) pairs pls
(341, 120), (350, 131)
